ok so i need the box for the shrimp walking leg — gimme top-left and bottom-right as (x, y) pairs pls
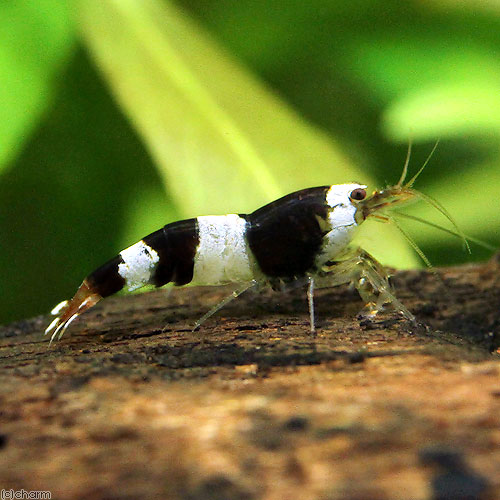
(307, 277), (316, 334)
(192, 280), (258, 331)
(316, 247), (415, 322)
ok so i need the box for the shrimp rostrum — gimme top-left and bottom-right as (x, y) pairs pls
(46, 159), (462, 343)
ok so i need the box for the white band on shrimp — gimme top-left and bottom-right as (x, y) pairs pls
(193, 214), (253, 285)
(118, 240), (160, 291)
(316, 184), (366, 268)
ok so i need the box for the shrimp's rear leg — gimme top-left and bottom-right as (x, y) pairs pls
(355, 249), (414, 322)
(316, 247), (415, 323)
(192, 280), (258, 332)
(307, 277), (316, 334)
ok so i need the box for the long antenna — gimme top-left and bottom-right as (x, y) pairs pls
(392, 211), (497, 251)
(408, 189), (471, 254)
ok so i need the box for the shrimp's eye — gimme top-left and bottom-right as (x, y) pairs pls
(350, 188), (366, 201)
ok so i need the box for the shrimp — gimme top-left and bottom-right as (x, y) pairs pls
(45, 147), (463, 343)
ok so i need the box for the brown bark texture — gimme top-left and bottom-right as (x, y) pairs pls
(1, 254), (500, 500)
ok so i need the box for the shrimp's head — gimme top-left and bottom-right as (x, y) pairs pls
(353, 139), (470, 261)
(356, 139), (440, 223)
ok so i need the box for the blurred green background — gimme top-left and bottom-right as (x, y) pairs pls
(1, 0), (499, 325)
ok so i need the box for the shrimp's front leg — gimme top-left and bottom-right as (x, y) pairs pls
(315, 247), (415, 322)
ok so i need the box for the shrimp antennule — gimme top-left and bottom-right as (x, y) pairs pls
(405, 139), (440, 188)
(396, 138), (413, 188)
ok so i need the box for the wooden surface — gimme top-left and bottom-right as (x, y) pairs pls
(1, 255), (500, 500)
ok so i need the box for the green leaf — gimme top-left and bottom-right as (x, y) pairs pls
(0, 0), (75, 171)
(383, 81), (500, 142)
(340, 32), (500, 141)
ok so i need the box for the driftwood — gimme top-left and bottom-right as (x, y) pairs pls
(1, 255), (500, 500)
